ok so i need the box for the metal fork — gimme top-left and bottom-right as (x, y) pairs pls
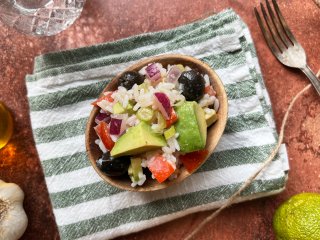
(254, 0), (320, 96)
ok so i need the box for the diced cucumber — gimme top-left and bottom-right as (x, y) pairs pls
(176, 64), (185, 71)
(156, 111), (166, 129)
(113, 102), (126, 114)
(164, 126), (176, 140)
(205, 109), (218, 127)
(151, 111), (166, 133)
(128, 157), (143, 182)
(126, 101), (134, 113)
(113, 101), (135, 114)
(138, 82), (149, 92)
(137, 107), (154, 122)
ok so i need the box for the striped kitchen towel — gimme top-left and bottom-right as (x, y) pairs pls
(26, 9), (289, 240)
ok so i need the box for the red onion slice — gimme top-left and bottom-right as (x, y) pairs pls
(154, 92), (171, 120)
(109, 118), (122, 135)
(146, 63), (161, 81)
(110, 114), (128, 136)
(95, 112), (111, 124)
(167, 66), (182, 84)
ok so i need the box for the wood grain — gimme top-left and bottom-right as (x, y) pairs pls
(313, 0), (320, 8)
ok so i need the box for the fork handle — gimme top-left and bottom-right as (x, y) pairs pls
(300, 65), (320, 96)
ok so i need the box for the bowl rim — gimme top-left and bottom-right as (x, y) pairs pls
(85, 53), (228, 192)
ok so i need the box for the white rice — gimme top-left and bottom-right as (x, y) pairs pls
(204, 107), (215, 115)
(131, 171), (147, 187)
(145, 150), (162, 163)
(97, 99), (114, 113)
(111, 86), (133, 108)
(185, 66), (192, 71)
(161, 131), (180, 170)
(126, 115), (139, 127)
(204, 74), (210, 87)
(133, 86), (155, 109)
(198, 93), (215, 108)
(133, 102), (141, 111)
(110, 134), (119, 142)
(163, 153), (177, 168)
(151, 123), (164, 134)
(138, 66), (147, 75)
(157, 63), (167, 77)
(141, 159), (148, 168)
(155, 82), (185, 105)
(111, 113), (128, 119)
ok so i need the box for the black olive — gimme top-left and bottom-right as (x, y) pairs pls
(178, 70), (205, 102)
(119, 71), (144, 90)
(143, 167), (152, 178)
(96, 152), (130, 177)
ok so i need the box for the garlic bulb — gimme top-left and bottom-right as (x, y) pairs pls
(0, 180), (28, 240)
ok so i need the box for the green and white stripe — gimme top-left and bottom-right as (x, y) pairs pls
(54, 160), (286, 226)
(26, 9), (289, 240)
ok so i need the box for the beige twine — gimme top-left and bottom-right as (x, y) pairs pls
(184, 70), (320, 240)
(313, 0), (320, 8)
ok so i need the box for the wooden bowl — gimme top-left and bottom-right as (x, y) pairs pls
(86, 54), (228, 192)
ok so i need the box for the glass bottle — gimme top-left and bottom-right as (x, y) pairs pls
(0, 102), (13, 150)
(0, 0), (86, 36)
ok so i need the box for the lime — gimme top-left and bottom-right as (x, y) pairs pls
(273, 193), (320, 240)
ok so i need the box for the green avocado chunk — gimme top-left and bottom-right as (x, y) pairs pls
(110, 121), (166, 157)
(175, 101), (207, 153)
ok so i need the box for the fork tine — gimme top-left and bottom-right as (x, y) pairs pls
(254, 7), (281, 58)
(265, 0), (291, 47)
(260, 3), (286, 52)
(272, 0), (297, 45)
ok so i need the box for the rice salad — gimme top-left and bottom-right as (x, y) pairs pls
(92, 62), (219, 187)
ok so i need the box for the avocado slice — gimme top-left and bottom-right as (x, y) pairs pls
(110, 121), (166, 157)
(175, 101), (207, 153)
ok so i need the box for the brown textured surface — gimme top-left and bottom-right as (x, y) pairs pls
(0, 0), (319, 239)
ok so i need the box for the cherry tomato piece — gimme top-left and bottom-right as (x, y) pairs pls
(94, 121), (115, 150)
(179, 149), (209, 173)
(148, 155), (175, 183)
